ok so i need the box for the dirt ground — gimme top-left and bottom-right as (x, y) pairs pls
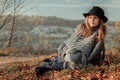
(0, 56), (36, 68)
(0, 53), (58, 68)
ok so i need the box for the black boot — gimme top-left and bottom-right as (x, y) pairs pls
(35, 62), (53, 77)
(35, 65), (52, 77)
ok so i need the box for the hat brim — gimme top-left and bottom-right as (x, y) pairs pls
(83, 13), (108, 23)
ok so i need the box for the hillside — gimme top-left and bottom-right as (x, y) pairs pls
(1, 15), (115, 31)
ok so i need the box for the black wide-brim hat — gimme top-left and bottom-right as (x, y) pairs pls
(83, 6), (108, 23)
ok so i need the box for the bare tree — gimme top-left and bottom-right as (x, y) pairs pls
(0, 0), (41, 55)
(0, 0), (32, 55)
(8, 0), (16, 47)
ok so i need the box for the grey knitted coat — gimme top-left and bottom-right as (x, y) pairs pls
(35, 24), (105, 75)
(57, 25), (105, 69)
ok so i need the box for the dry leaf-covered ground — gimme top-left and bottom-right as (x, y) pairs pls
(0, 48), (120, 80)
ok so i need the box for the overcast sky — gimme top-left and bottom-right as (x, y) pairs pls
(23, 0), (120, 21)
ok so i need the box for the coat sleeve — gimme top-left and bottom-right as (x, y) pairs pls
(65, 24), (84, 44)
(88, 40), (105, 64)
(57, 24), (83, 54)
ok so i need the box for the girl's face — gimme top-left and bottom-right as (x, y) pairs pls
(87, 14), (100, 27)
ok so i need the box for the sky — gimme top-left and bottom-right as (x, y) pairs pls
(23, 0), (120, 21)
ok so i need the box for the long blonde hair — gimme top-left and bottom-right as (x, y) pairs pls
(77, 16), (106, 41)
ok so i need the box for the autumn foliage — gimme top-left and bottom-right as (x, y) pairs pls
(0, 48), (120, 80)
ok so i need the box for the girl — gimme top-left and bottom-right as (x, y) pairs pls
(35, 6), (108, 76)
